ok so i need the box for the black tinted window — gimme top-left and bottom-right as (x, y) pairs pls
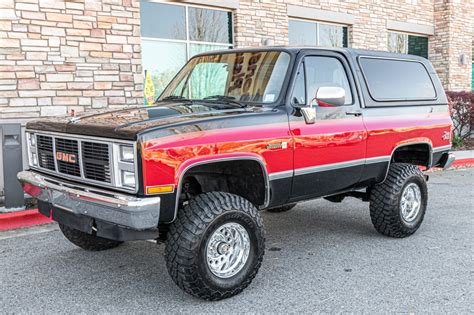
(360, 58), (436, 101)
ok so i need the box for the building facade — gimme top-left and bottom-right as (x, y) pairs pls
(0, 0), (473, 194)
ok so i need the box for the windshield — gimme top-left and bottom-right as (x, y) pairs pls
(159, 51), (291, 104)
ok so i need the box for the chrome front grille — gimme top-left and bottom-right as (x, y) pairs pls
(28, 131), (137, 192)
(33, 133), (112, 185)
(55, 138), (81, 177)
(37, 135), (55, 170)
(82, 141), (111, 183)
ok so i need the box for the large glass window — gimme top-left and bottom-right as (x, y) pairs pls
(388, 32), (428, 59)
(360, 57), (436, 101)
(289, 19), (348, 48)
(160, 51), (291, 104)
(140, 1), (233, 104)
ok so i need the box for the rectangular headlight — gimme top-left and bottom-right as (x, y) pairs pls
(26, 131), (38, 167)
(27, 132), (35, 146)
(120, 145), (134, 162)
(113, 143), (137, 191)
(121, 170), (136, 187)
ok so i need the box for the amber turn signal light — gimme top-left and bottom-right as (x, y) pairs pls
(146, 185), (175, 195)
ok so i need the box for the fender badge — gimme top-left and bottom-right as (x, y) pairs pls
(442, 131), (451, 141)
(266, 142), (288, 150)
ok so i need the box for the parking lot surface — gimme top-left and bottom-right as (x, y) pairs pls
(1, 168), (473, 313)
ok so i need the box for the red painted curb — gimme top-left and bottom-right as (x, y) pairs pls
(452, 158), (474, 167)
(0, 209), (52, 231)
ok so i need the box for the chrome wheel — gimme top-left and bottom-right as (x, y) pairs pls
(206, 222), (251, 279)
(400, 183), (422, 223)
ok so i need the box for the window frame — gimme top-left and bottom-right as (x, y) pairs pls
(288, 51), (357, 108)
(358, 56), (438, 102)
(140, 0), (235, 101)
(288, 18), (349, 48)
(387, 30), (429, 58)
(141, 0), (235, 57)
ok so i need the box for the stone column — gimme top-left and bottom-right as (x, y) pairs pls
(431, 0), (473, 91)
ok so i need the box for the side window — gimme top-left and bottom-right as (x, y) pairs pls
(291, 63), (306, 105)
(359, 57), (436, 101)
(305, 56), (353, 105)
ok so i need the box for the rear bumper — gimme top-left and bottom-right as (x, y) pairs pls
(17, 171), (161, 231)
(438, 152), (456, 170)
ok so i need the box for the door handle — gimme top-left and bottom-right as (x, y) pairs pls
(345, 110), (362, 117)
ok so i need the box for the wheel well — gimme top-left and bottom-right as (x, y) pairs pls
(178, 160), (267, 208)
(391, 143), (431, 167)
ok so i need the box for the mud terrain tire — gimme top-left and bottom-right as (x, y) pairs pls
(370, 163), (428, 238)
(165, 192), (265, 301)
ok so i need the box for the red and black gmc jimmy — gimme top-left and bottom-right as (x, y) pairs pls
(18, 47), (455, 300)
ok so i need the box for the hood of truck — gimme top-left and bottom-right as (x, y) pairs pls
(26, 101), (265, 140)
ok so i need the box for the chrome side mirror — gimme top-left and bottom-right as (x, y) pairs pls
(316, 86), (346, 107)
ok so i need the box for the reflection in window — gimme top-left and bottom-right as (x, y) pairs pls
(305, 56), (352, 104)
(140, 1), (233, 104)
(388, 32), (428, 58)
(289, 19), (348, 48)
(289, 20), (317, 46)
(319, 23), (348, 48)
(189, 44), (229, 58)
(360, 58), (436, 101)
(291, 63), (306, 105)
(187, 62), (229, 99)
(189, 7), (232, 44)
(141, 40), (186, 100)
(161, 51), (291, 104)
(140, 2), (185, 40)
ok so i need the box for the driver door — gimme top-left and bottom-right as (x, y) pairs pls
(288, 52), (367, 200)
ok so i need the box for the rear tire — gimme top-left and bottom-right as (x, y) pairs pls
(266, 203), (297, 213)
(165, 192), (265, 301)
(59, 224), (123, 251)
(369, 163), (427, 238)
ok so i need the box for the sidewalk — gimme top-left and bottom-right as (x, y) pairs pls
(1, 150), (473, 231)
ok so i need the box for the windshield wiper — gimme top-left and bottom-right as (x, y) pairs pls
(161, 95), (192, 102)
(201, 95), (248, 108)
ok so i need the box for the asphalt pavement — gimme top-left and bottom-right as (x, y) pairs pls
(1, 168), (473, 313)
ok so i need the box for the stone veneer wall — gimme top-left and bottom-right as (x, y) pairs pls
(234, 0), (435, 50)
(234, 0), (472, 91)
(0, 0), (144, 123)
(431, 0), (473, 91)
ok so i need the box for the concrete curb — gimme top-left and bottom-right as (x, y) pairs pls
(1, 152), (473, 232)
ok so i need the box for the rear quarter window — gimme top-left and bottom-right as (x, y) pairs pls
(359, 57), (436, 101)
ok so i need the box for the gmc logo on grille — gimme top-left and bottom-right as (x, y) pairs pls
(56, 152), (77, 164)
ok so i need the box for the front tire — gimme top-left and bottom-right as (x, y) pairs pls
(369, 163), (428, 238)
(59, 224), (123, 251)
(165, 192), (265, 301)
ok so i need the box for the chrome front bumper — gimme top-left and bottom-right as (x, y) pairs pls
(17, 171), (161, 230)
